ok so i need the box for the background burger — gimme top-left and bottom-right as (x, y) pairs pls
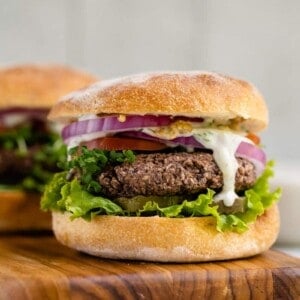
(0, 64), (97, 231)
(42, 71), (281, 262)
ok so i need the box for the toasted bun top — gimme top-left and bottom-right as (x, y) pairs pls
(49, 71), (268, 132)
(0, 64), (97, 109)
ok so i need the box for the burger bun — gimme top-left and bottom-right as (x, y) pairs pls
(52, 205), (279, 262)
(0, 190), (51, 231)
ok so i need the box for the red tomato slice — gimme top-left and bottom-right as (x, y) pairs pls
(246, 133), (260, 145)
(81, 137), (168, 151)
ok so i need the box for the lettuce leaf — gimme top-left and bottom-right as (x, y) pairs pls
(0, 123), (67, 193)
(41, 172), (68, 211)
(41, 172), (123, 220)
(41, 161), (281, 233)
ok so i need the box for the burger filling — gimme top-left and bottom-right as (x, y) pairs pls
(0, 108), (66, 192)
(41, 115), (281, 232)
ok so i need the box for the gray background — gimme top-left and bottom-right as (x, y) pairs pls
(1, 0), (299, 162)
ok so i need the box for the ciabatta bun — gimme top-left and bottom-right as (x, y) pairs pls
(0, 64), (97, 109)
(0, 190), (51, 231)
(52, 204), (279, 262)
(49, 71), (268, 132)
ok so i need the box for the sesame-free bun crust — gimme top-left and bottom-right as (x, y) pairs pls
(0, 190), (51, 231)
(49, 71), (268, 132)
(0, 64), (97, 109)
(52, 204), (279, 262)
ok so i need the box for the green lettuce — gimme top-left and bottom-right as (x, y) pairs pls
(0, 123), (67, 193)
(20, 138), (67, 192)
(62, 147), (135, 194)
(41, 172), (123, 220)
(41, 161), (281, 233)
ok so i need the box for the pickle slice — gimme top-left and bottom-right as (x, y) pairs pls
(115, 194), (246, 214)
(216, 197), (246, 214)
(115, 195), (185, 213)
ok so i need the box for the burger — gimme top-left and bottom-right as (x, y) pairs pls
(0, 64), (97, 231)
(42, 71), (281, 262)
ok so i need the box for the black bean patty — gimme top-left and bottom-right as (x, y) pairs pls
(99, 152), (256, 198)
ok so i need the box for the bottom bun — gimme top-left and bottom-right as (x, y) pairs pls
(53, 205), (279, 262)
(0, 190), (51, 232)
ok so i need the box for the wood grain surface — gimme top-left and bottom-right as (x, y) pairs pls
(0, 235), (299, 300)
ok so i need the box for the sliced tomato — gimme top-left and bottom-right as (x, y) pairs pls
(246, 133), (260, 145)
(81, 137), (168, 151)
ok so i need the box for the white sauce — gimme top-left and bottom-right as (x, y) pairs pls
(2, 114), (29, 127)
(193, 130), (243, 206)
(78, 114), (98, 121)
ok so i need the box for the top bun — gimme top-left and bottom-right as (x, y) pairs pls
(49, 71), (268, 132)
(0, 64), (97, 109)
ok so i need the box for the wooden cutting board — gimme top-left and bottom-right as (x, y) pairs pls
(0, 235), (299, 299)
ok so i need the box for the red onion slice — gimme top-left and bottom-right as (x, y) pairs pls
(120, 131), (205, 148)
(62, 115), (206, 141)
(0, 107), (48, 119)
(236, 142), (266, 165)
(62, 115), (174, 140)
(236, 142), (266, 176)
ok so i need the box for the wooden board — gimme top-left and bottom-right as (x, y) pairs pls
(0, 235), (299, 299)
